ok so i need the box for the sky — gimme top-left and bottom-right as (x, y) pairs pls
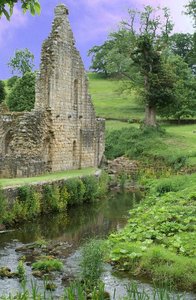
(0, 0), (194, 79)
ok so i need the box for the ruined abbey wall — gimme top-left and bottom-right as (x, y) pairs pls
(0, 4), (105, 178)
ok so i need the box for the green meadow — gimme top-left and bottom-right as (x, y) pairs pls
(88, 73), (144, 120)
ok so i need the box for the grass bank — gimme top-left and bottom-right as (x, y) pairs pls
(0, 171), (109, 227)
(108, 173), (196, 291)
(88, 73), (144, 120)
(0, 168), (96, 188)
(105, 124), (196, 170)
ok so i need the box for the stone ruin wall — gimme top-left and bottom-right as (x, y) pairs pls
(0, 4), (105, 178)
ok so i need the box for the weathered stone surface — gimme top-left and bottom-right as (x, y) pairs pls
(107, 156), (139, 175)
(0, 4), (104, 178)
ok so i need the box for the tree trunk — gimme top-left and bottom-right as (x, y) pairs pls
(144, 105), (157, 126)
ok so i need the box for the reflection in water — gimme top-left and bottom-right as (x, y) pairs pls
(0, 191), (140, 248)
(0, 191), (141, 296)
(0, 191), (195, 299)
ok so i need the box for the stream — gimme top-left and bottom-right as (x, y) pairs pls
(0, 191), (195, 299)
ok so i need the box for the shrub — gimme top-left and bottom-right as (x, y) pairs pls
(82, 176), (98, 202)
(7, 72), (35, 111)
(7, 76), (19, 89)
(0, 80), (6, 104)
(65, 178), (85, 205)
(41, 184), (61, 213)
(18, 185), (41, 218)
(153, 177), (185, 195)
(59, 184), (69, 211)
(0, 188), (7, 225)
(97, 171), (109, 197)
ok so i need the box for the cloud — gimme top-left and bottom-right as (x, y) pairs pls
(0, 7), (28, 48)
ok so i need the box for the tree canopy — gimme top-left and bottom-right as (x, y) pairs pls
(89, 5), (196, 125)
(7, 72), (35, 111)
(8, 48), (35, 76)
(89, 6), (176, 126)
(185, 0), (196, 28)
(0, 0), (41, 20)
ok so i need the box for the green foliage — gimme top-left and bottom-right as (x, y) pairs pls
(42, 184), (61, 213)
(7, 72), (35, 112)
(108, 174), (196, 290)
(7, 76), (19, 89)
(9, 185), (41, 222)
(89, 6), (176, 126)
(0, 188), (7, 224)
(17, 260), (26, 281)
(80, 239), (104, 287)
(65, 178), (86, 205)
(8, 48), (35, 76)
(97, 171), (109, 197)
(150, 175), (190, 195)
(81, 176), (98, 202)
(88, 40), (116, 77)
(0, 0), (41, 20)
(159, 54), (196, 120)
(185, 0), (196, 28)
(169, 33), (195, 65)
(105, 126), (191, 171)
(0, 80), (6, 104)
(0, 174), (109, 226)
(32, 258), (63, 272)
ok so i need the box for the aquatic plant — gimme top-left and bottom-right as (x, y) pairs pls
(80, 239), (104, 288)
(32, 257), (63, 272)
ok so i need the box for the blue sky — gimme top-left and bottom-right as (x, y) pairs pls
(0, 0), (194, 79)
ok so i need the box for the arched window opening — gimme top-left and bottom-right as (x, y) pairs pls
(5, 130), (13, 155)
(74, 79), (78, 111)
(72, 140), (77, 167)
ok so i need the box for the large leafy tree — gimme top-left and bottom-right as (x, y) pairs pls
(88, 40), (116, 77)
(159, 54), (196, 121)
(169, 33), (195, 65)
(8, 48), (35, 76)
(7, 72), (35, 111)
(185, 0), (196, 28)
(89, 6), (175, 126)
(0, 0), (41, 20)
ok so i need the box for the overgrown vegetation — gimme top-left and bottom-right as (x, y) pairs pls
(7, 72), (35, 111)
(80, 239), (104, 288)
(0, 172), (109, 227)
(105, 125), (196, 170)
(108, 173), (196, 291)
(32, 257), (63, 272)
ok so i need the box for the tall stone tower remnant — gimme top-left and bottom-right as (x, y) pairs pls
(0, 4), (105, 178)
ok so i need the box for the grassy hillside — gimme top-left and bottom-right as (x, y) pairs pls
(88, 73), (144, 120)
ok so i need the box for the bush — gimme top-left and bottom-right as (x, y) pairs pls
(59, 184), (69, 210)
(0, 80), (6, 103)
(65, 178), (86, 205)
(7, 76), (19, 89)
(82, 176), (98, 202)
(0, 188), (7, 225)
(97, 171), (109, 197)
(11, 186), (41, 222)
(152, 177), (185, 195)
(7, 72), (35, 111)
(42, 184), (61, 213)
